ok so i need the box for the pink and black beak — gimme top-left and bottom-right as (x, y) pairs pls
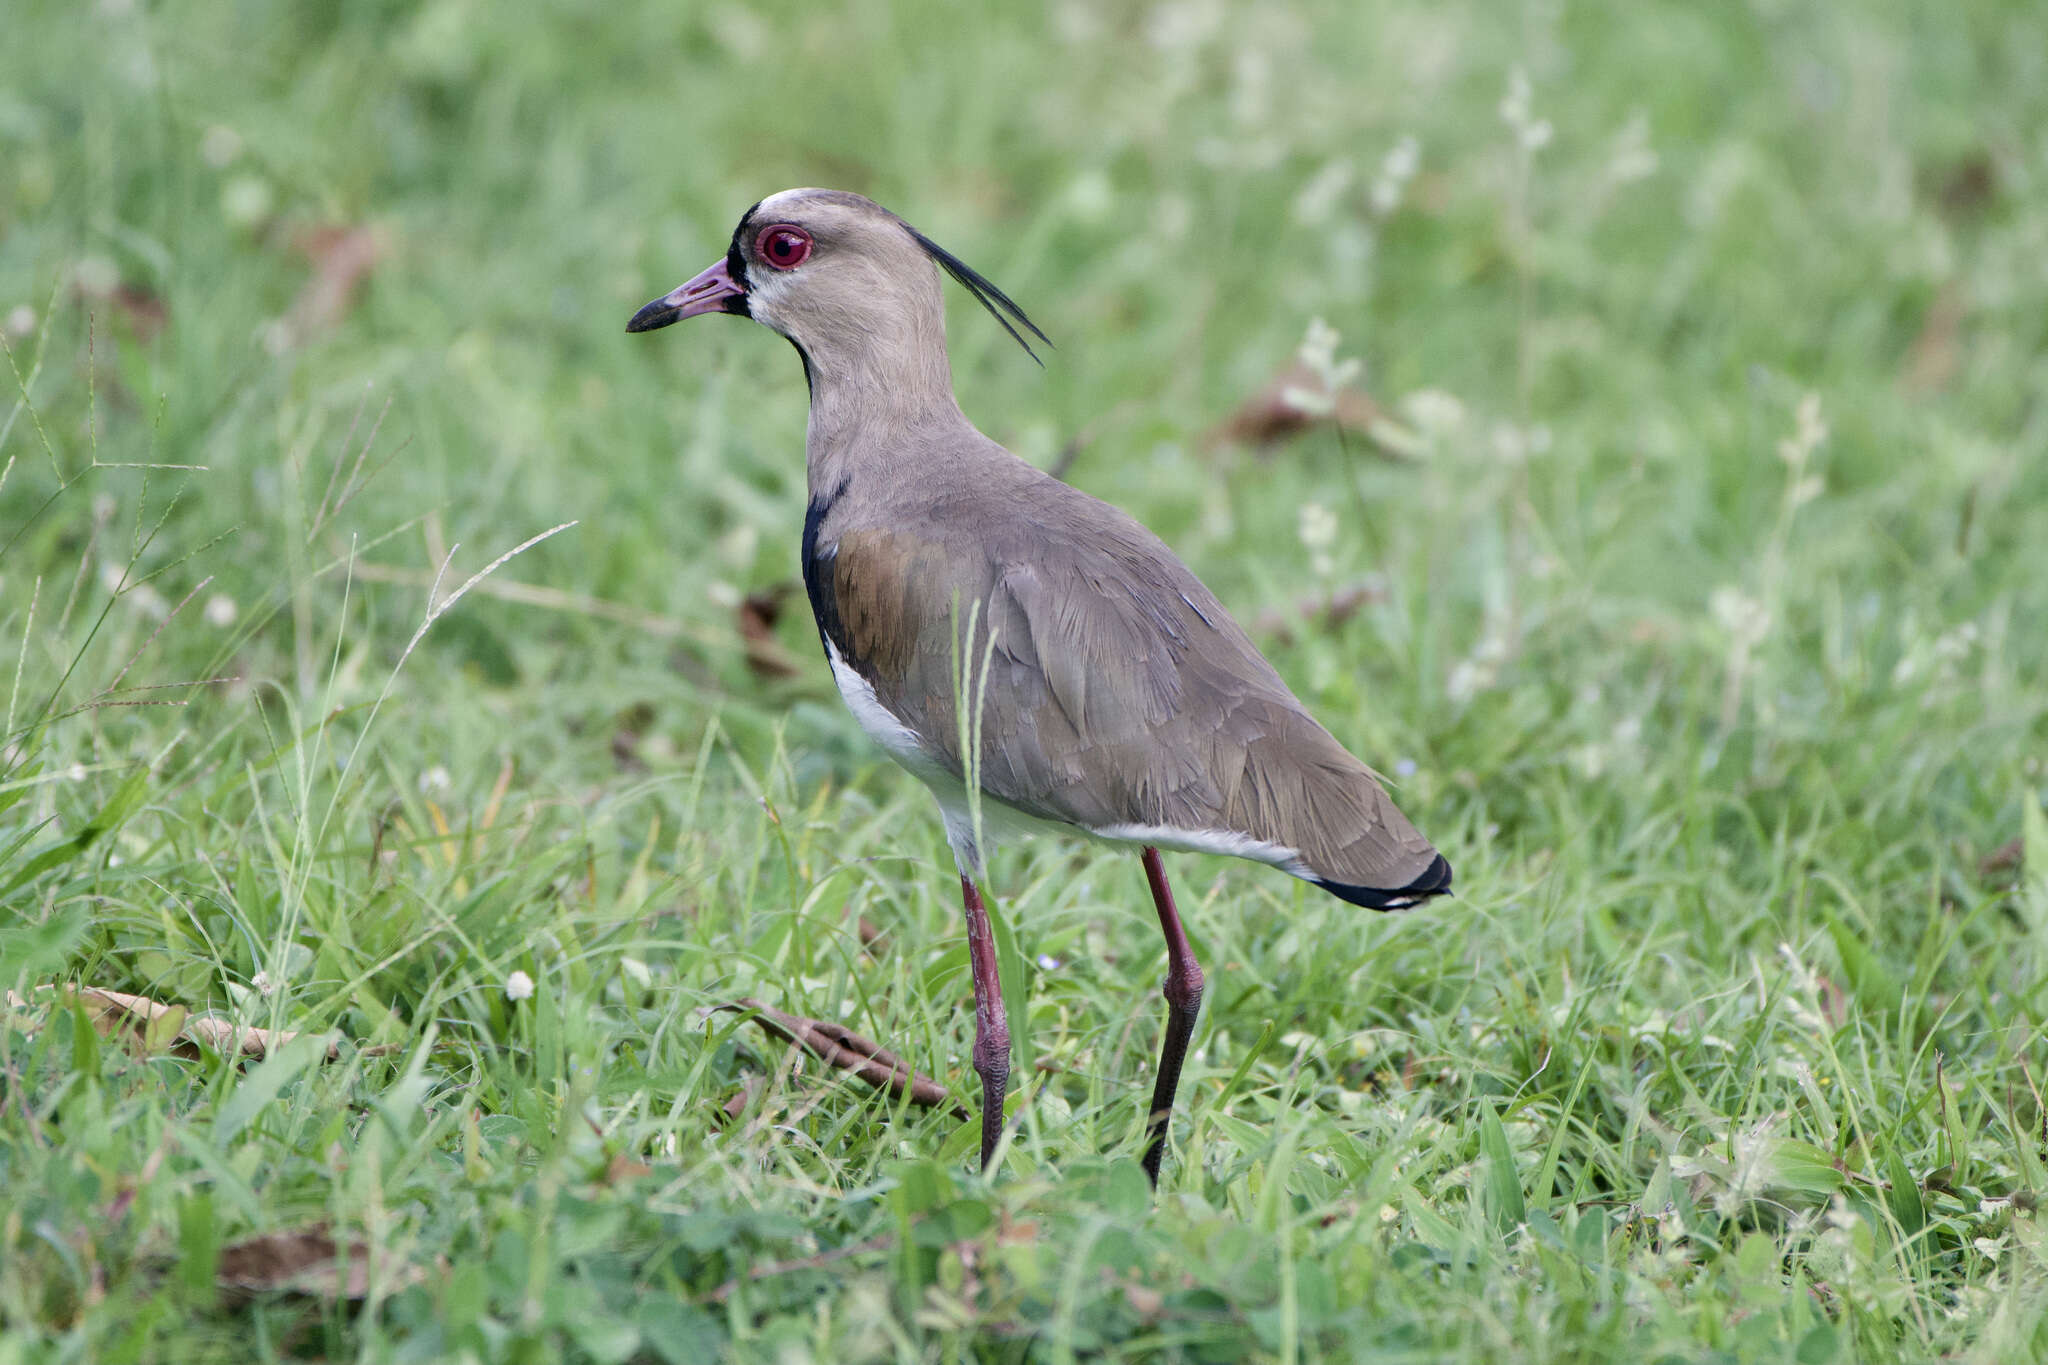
(626, 255), (748, 332)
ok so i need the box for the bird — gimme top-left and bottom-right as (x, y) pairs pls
(628, 189), (1451, 1184)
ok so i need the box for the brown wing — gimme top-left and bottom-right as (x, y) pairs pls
(817, 477), (1446, 903)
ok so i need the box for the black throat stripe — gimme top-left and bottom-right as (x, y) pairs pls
(724, 199), (763, 315)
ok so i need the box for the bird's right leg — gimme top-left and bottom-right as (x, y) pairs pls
(960, 874), (1011, 1172)
(1139, 847), (1205, 1185)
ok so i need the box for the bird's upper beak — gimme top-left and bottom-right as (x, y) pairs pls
(626, 257), (746, 332)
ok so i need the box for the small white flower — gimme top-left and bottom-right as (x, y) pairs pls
(1297, 502), (1338, 577)
(1401, 388), (1466, 436)
(251, 969), (275, 996)
(505, 970), (535, 1002)
(1500, 69), (1533, 126)
(418, 765), (452, 795)
(1296, 317), (1342, 385)
(200, 124), (242, 168)
(220, 175), (274, 231)
(4, 305), (35, 338)
(1297, 502), (1338, 551)
(1499, 68), (1552, 153)
(1064, 169), (1114, 223)
(1371, 135), (1421, 215)
(204, 593), (238, 628)
(1606, 111), (1658, 185)
(1777, 392), (1828, 468)
(1292, 158), (1354, 226)
(1710, 586), (1771, 647)
(72, 255), (121, 298)
(1279, 384), (1336, 419)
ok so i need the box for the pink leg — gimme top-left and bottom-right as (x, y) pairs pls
(961, 874), (1011, 1171)
(1140, 847), (1204, 1185)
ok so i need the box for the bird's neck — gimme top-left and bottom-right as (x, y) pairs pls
(800, 333), (971, 495)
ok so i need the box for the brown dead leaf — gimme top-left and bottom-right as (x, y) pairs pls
(6, 984), (342, 1061)
(604, 1152), (654, 1184)
(216, 1225), (421, 1301)
(71, 274), (169, 342)
(1812, 971), (1849, 1031)
(1123, 1280), (1165, 1319)
(277, 224), (387, 347)
(737, 584), (804, 680)
(107, 283), (169, 341)
(718, 997), (966, 1118)
(1928, 152), (1998, 220)
(719, 1076), (761, 1123)
(1980, 837), (2024, 881)
(1901, 279), (1964, 395)
(1204, 360), (1410, 457)
(1252, 580), (1388, 643)
(610, 701), (656, 774)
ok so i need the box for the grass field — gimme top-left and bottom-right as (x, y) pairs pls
(6, 0), (2048, 1359)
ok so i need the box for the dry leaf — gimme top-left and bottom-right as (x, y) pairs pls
(1205, 360), (1410, 457)
(1123, 1281), (1165, 1319)
(1252, 580), (1388, 643)
(1930, 152), (1997, 220)
(71, 274), (169, 342)
(1979, 837), (2024, 881)
(6, 984), (345, 1061)
(1812, 971), (1850, 1031)
(719, 1077), (761, 1123)
(717, 998), (965, 1118)
(216, 1225), (421, 1300)
(604, 1152), (654, 1184)
(1901, 279), (1964, 395)
(610, 701), (656, 774)
(274, 224), (387, 348)
(737, 584), (804, 680)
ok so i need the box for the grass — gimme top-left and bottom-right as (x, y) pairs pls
(4, 0), (2048, 1359)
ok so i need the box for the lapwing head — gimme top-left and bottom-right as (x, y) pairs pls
(627, 189), (1049, 371)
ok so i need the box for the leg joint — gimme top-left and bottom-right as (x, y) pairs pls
(972, 1012), (1011, 1079)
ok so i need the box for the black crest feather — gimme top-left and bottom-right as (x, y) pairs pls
(906, 227), (1052, 367)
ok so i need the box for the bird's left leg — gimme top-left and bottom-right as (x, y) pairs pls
(1139, 847), (1204, 1185)
(960, 874), (1011, 1173)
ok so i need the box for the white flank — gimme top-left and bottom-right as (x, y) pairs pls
(823, 639), (929, 768)
(1093, 822), (1314, 879)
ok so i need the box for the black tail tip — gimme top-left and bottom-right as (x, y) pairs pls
(1315, 852), (1453, 911)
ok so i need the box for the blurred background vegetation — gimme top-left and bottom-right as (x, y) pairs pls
(4, 0), (2048, 1360)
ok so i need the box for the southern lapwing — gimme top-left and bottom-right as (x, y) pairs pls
(629, 189), (1451, 1184)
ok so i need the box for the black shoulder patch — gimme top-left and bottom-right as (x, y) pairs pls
(800, 478), (850, 660)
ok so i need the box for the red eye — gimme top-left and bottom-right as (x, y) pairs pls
(755, 224), (812, 271)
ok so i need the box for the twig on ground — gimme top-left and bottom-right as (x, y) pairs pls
(714, 997), (966, 1118)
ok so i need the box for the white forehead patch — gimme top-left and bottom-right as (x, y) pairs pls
(754, 187), (819, 222)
